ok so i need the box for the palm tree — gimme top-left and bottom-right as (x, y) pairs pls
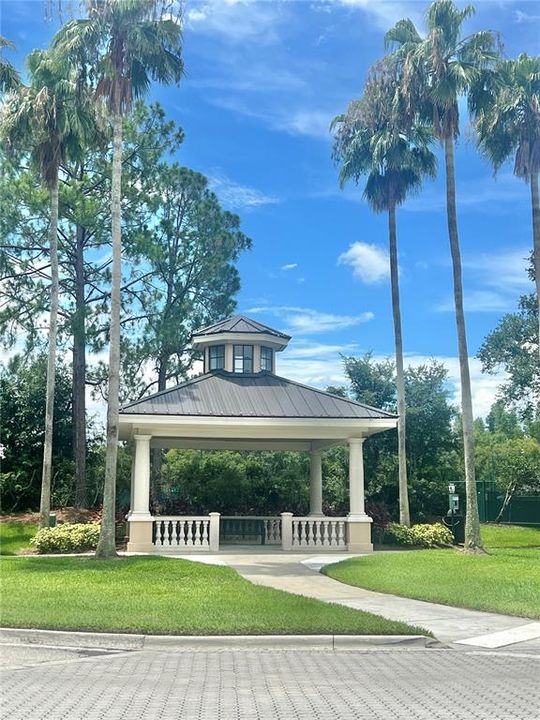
(0, 36), (20, 93)
(386, 0), (500, 552)
(53, 0), (184, 557)
(332, 66), (436, 527)
(471, 54), (540, 360)
(1, 49), (95, 528)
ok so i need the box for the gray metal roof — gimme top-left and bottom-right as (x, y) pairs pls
(192, 315), (290, 340)
(120, 371), (396, 420)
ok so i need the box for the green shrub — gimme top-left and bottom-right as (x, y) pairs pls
(383, 522), (453, 548)
(383, 522), (415, 546)
(30, 523), (101, 554)
(409, 523), (453, 548)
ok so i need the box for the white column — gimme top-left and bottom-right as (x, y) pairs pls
(348, 438), (369, 519)
(281, 512), (293, 550)
(129, 434), (152, 519)
(208, 513), (220, 551)
(309, 450), (323, 516)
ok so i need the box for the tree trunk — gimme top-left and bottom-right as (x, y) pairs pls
(73, 223), (87, 508)
(388, 204), (410, 527)
(531, 173), (540, 364)
(39, 171), (59, 529)
(444, 136), (483, 553)
(151, 356), (169, 488)
(96, 111), (122, 558)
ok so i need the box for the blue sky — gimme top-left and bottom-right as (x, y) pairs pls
(2, 0), (539, 415)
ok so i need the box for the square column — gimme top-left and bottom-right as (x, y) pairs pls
(347, 438), (373, 552)
(309, 449), (323, 516)
(127, 434), (154, 553)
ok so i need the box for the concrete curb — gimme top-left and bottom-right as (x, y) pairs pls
(0, 627), (433, 651)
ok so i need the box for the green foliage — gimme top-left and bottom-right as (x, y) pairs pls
(31, 523), (100, 554)
(383, 522), (415, 546)
(472, 54), (540, 181)
(157, 450), (310, 516)
(343, 355), (460, 520)
(476, 436), (540, 496)
(408, 523), (454, 548)
(0, 355), (74, 511)
(478, 285), (539, 420)
(120, 159), (252, 398)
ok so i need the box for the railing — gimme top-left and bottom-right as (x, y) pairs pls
(149, 513), (348, 552)
(152, 515), (219, 550)
(289, 516), (347, 550)
(220, 516), (281, 545)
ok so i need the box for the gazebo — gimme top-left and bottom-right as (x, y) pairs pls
(119, 315), (397, 554)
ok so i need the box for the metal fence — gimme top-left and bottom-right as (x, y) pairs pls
(475, 481), (540, 527)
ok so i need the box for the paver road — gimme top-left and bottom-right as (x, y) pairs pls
(1, 644), (540, 720)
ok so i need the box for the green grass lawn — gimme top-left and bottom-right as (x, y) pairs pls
(0, 556), (426, 636)
(0, 522), (37, 556)
(324, 524), (540, 619)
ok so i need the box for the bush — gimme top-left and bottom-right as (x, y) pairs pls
(383, 522), (453, 548)
(383, 522), (415, 546)
(409, 523), (453, 548)
(30, 523), (101, 554)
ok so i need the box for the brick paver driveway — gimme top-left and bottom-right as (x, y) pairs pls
(2, 645), (539, 719)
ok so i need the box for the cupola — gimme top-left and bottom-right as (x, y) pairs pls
(191, 315), (290, 374)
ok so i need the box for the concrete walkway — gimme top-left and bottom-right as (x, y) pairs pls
(165, 549), (539, 647)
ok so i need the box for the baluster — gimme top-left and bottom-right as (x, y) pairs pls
(325, 521), (332, 547)
(337, 522), (345, 547)
(198, 520), (204, 546)
(159, 521), (165, 546)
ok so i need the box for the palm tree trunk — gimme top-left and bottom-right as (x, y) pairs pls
(39, 171), (59, 529)
(444, 136), (483, 553)
(531, 173), (540, 363)
(96, 110), (122, 558)
(73, 223), (87, 508)
(388, 203), (410, 527)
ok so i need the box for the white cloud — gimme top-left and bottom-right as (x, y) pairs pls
(436, 247), (533, 313)
(245, 305), (375, 334)
(436, 290), (517, 314)
(208, 172), (280, 210)
(281, 263), (298, 271)
(338, 242), (390, 284)
(514, 9), (540, 23)
(465, 248), (532, 293)
(336, 0), (424, 31)
(185, 0), (283, 44)
(208, 95), (335, 140)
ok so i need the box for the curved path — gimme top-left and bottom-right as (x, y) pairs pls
(167, 549), (540, 649)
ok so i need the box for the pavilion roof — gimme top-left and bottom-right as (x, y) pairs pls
(119, 370), (396, 420)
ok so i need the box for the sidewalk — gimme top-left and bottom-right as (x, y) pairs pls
(167, 549), (539, 647)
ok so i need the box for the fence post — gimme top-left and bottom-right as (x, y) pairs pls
(281, 512), (293, 550)
(209, 512), (220, 551)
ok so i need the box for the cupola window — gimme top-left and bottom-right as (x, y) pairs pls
(260, 346), (273, 372)
(209, 344), (225, 371)
(234, 344), (253, 373)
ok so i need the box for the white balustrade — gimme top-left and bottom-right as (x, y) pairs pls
(153, 516), (212, 550)
(291, 517), (347, 549)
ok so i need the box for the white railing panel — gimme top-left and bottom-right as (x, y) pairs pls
(291, 517), (347, 550)
(153, 516), (211, 550)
